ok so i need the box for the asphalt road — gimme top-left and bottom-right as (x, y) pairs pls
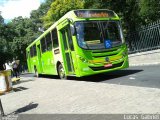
(29, 64), (160, 89)
(102, 65), (160, 88)
(80, 65), (160, 89)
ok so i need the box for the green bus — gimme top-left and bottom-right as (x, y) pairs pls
(26, 9), (129, 79)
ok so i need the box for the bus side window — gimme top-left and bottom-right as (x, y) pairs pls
(51, 29), (59, 48)
(67, 26), (74, 51)
(41, 37), (47, 53)
(30, 47), (33, 57)
(46, 32), (52, 51)
(33, 45), (36, 56)
(30, 45), (36, 57)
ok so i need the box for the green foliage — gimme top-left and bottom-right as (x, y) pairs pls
(0, 15), (4, 24)
(0, 14), (13, 68)
(30, 0), (54, 30)
(0, 0), (53, 63)
(43, 0), (84, 28)
(0, 15), (7, 53)
(139, 0), (160, 24)
(84, 0), (107, 9)
(8, 17), (41, 62)
(0, 51), (13, 70)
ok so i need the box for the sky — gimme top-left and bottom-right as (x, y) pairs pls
(0, 0), (45, 22)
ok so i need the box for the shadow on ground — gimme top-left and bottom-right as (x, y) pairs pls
(12, 79), (34, 85)
(8, 102), (38, 115)
(38, 69), (143, 82)
(13, 86), (29, 92)
(74, 69), (143, 82)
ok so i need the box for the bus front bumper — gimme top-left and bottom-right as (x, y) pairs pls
(77, 56), (129, 77)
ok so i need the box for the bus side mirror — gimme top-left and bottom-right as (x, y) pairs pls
(70, 25), (76, 36)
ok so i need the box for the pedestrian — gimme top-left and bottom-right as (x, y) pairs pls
(4, 60), (13, 77)
(12, 58), (19, 78)
(9, 60), (13, 77)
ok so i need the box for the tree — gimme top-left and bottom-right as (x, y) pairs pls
(0, 14), (4, 24)
(139, 0), (160, 24)
(84, 0), (141, 33)
(84, 0), (102, 9)
(1, 0), (54, 63)
(43, 0), (84, 28)
(30, 0), (54, 31)
(8, 17), (38, 62)
(0, 14), (13, 69)
(0, 14), (7, 52)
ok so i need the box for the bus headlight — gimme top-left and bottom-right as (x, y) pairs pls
(79, 56), (88, 63)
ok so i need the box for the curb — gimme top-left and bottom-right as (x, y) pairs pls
(129, 62), (160, 66)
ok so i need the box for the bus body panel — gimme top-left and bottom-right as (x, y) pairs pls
(29, 56), (37, 73)
(41, 51), (56, 74)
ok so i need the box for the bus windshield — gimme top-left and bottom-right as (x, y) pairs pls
(75, 21), (124, 50)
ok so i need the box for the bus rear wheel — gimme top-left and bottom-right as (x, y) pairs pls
(34, 67), (39, 77)
(58, 64), (67, 79)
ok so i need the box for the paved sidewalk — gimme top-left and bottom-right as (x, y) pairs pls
(1, 75), (160, 115)
(129, 49), (160, 66)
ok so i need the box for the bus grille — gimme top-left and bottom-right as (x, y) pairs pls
(92, 48), (120, 58)
(92, 53), (118, 58)
(92, 48), (118, 53)
(89, 61), (123, 71)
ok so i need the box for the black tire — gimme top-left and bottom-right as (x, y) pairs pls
(57, 64), (67, 79)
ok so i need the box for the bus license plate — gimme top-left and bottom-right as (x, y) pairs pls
(104, 64), (112, 68)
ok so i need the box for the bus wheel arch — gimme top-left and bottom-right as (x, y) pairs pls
(56, 62), (67, 79)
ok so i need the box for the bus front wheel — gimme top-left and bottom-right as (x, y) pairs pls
(58, 64), (67, 79)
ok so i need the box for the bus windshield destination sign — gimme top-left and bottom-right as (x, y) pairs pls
(74, 10), (116, 18)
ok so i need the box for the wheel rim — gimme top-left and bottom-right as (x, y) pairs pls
(35, 71), (39, 77)
(58, 65), (66, 79)
(34, 68), (38, 77)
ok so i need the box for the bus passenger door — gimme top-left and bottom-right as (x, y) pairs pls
(60, 25), (74, 75)
(37, 44), (43, 73)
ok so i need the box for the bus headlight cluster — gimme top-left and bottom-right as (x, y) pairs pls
(79, 56), (88, 63)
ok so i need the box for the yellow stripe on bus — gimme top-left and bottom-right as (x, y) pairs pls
(89, 55), (122, 63)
